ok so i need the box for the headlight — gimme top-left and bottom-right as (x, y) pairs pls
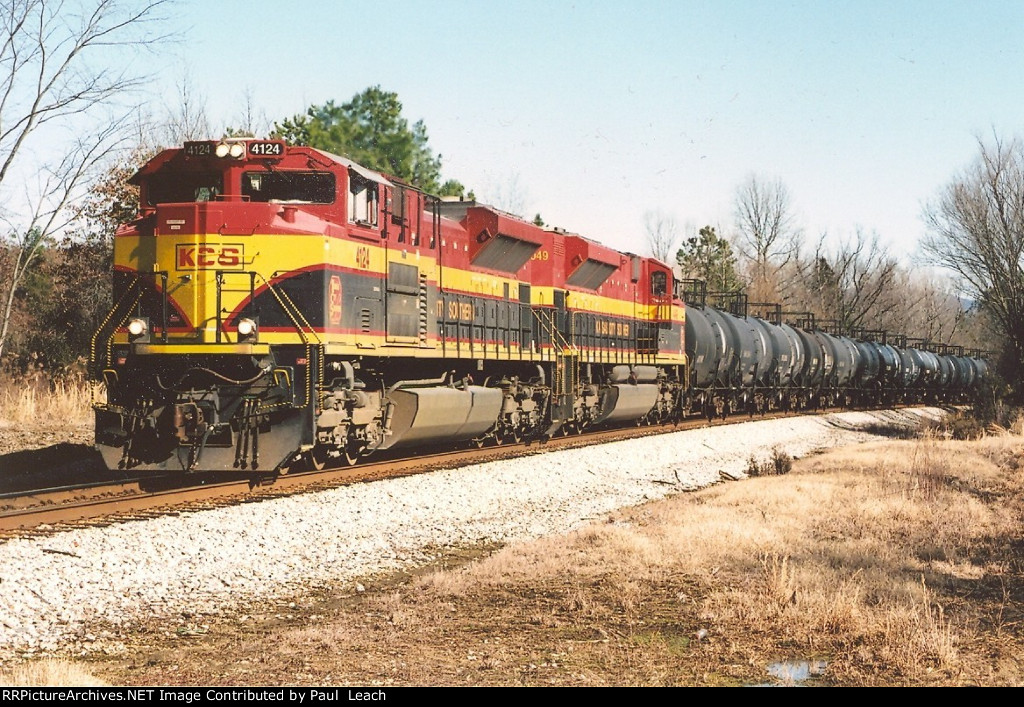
(228, 142), (245, 158)
(215, 142), (230, 158)
(127, 318), (148, 337)
(237, 317), (257, 340)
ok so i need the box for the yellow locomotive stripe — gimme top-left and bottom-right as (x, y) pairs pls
(117, 232), (683, 319)
(133, 343), (272, 355)
(115, 230), (685, 358)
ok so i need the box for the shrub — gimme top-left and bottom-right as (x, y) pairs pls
(746, 447), (793, 477)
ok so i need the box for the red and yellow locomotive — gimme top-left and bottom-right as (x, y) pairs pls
(91, 139), (687, 472)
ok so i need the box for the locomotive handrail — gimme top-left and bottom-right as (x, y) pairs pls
(531, 307), (577, 356)
(255, 272), (323, 346)
(89, 275), (142, 375)
(214, 270), (257, 344)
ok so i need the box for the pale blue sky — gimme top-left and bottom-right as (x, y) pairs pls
(151, 0), (1024, 260)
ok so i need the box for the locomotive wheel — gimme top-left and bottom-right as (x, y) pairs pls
(309, 445), (330, 471)
(508, 413), (523, 443)
(275, 453), (300, 476)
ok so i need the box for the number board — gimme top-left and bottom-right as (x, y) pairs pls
(248, 141), (285, 157)
(183, 141), (213, 156)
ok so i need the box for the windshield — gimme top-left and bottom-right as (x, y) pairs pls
(147, 172), (223, 205)
(243, 171), (335, 204)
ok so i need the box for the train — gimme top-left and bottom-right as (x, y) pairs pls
(88, 138), (988, 474)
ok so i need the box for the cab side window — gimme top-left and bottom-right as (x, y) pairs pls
(651, 270), (667, 296)
(348, 173), (379, 227)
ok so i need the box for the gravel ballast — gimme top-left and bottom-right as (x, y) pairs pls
(0, 408), (944, 661)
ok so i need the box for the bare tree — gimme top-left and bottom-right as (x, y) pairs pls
(0, 125), (131, 359)
(921, 134), (1024, 394)
(886, 270), (974, 345)
(733, 175), (801, 302)
(0, 0), (168, 359)
(792, 229), (898, 332)
(485, 171), (527, 217)
(226, 86), (271, 139)
(643, 209), (679, 263)
(159, 72), (211, 143)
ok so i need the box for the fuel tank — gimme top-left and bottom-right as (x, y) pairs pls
(380, 385), (503, 450)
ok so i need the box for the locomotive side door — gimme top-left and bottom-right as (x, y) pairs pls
(382, 184), (430, 346)
(345, 169), (386, 348)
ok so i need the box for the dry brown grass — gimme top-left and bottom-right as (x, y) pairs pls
(0, 374), (94, 424)
(374, 431), (1024, 685)
(0, 659), (110, 686)
(7, 422), (1024, 686)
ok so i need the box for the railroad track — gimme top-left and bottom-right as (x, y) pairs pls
(0, 406), (938, 537)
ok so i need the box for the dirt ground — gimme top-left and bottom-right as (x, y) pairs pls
(0, 422), (106, 494)
(0, 421), (92, 457)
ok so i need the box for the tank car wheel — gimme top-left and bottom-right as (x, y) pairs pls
(343, 447), (360, 466)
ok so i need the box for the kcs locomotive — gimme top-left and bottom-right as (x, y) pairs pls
(91, 139), (685, 473)
(90, 139), (986, 474)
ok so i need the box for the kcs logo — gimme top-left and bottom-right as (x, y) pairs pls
(176, 244), (245, 270)
(329, 275), (343, 326)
